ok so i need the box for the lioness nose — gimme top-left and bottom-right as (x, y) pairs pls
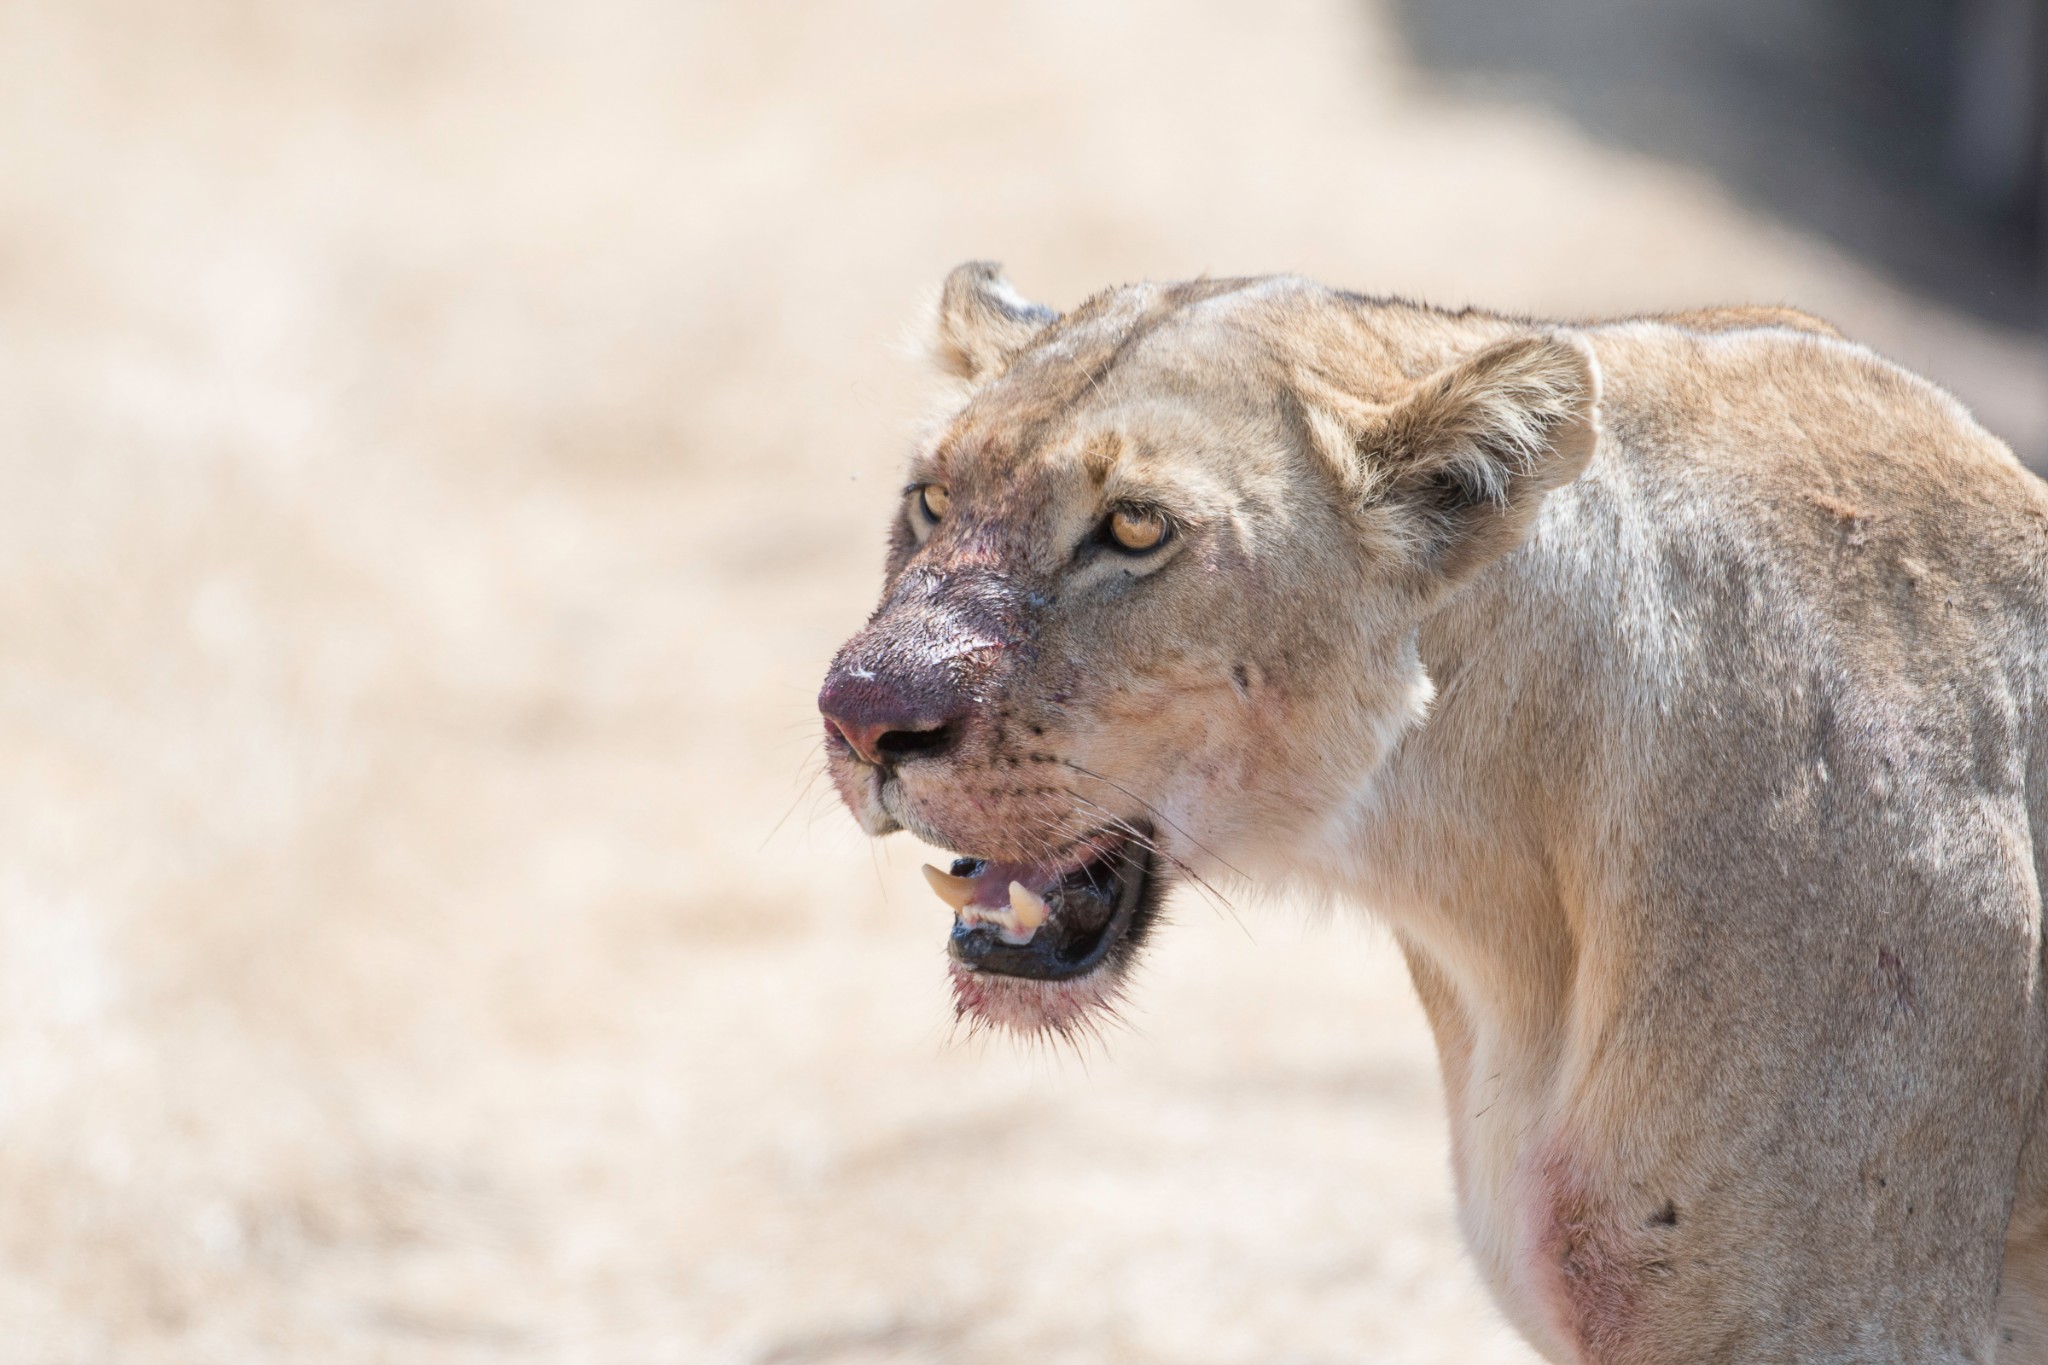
(818, 670), (966, 767)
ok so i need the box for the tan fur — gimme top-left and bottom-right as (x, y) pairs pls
(824, 264), (2048, 1362)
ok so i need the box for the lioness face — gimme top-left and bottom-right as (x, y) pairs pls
(820, 267), (1596, 1035)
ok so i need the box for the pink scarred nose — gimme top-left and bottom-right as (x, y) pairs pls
(817, 663), (968, 767)
(821, 561), (1024, 768)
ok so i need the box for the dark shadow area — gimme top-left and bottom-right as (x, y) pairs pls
(1390, 0), (2045, 333)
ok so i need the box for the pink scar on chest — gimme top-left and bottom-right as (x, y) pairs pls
(1528, 1153), (1680, 1364)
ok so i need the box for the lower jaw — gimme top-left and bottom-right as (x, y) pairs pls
(947, 957), (1131, 1039)
(943, 838), (1162, 1036)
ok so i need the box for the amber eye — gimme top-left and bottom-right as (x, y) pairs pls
(916, 484), (951, 523)
(1107, 506), (1168, 553)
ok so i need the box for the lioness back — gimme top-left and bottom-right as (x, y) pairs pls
(1569, 318), (2048, 707)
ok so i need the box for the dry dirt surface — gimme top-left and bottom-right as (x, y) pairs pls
(2, 2), (2043, 1363)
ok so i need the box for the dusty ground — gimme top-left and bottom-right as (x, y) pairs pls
(2, 2), (2043, 1363)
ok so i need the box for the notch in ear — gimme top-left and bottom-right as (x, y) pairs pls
(1353, 331), (1600, 589)
(932, 261), (1059, 383)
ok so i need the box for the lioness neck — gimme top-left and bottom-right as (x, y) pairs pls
(1300, 467), (1639, 1355)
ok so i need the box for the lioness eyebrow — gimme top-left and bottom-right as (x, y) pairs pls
(1080, 437), (1120, 483)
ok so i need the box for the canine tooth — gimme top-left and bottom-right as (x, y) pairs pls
(1009, 881), (1050, 932)
(923, 864), (977, 911)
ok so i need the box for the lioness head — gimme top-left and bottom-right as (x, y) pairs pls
(820, 265), (1598, 1036)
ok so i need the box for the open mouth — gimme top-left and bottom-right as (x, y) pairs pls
(922, 827), (1160, 982)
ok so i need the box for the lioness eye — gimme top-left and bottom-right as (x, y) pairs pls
(1107, 506), (1168, 553)
(917, 484), (951, 522)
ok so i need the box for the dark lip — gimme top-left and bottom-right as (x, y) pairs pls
(945, 832), (1159, 982)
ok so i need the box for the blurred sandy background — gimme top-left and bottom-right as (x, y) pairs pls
(1, 2), (2042, 1362)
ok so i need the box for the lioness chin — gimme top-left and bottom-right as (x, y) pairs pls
(818, 263), (2048, 1363)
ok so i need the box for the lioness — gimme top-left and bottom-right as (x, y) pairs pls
(817, 263), (2048, 1363)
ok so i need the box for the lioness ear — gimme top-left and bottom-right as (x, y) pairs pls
(932, 261), (1059, 383)
(1356, 332), (1600, 588)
